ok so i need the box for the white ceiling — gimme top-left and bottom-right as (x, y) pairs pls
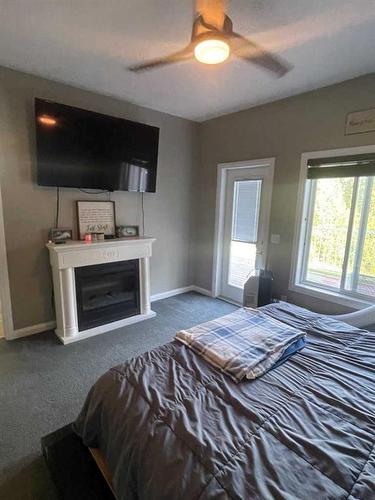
(0, 0), (375, 121)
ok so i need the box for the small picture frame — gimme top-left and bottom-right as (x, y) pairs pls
(77, 200), (116, 240)
(116, 225), (139, 238)
(49, 228), (73, 243)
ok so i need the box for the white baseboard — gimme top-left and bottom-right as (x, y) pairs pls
(191, 285), (213, 297)
(151, 285), (213, 302)
(151, 286), (194, 302)
(9, 320), (56, 340)
(7, 285), (214, 340)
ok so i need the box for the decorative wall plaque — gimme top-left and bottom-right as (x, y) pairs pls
(345, 108), (375, 135)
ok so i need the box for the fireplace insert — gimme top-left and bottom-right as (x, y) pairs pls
(75, 260), (140, 331)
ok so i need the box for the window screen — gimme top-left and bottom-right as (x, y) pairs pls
(299, 165), (375, 301)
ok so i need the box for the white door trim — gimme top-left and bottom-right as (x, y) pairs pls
(0, 185), (14, 339)
(212, 158), (275, 298)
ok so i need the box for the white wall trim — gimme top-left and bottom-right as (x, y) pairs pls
(0, 185), (14, 340)
(289, 283), (370, 310)
(191, 285), (213, 297)
(150, 286), (195, 302)
(212, 157), (276, 298)
(289, 144), (375, 309)
(8, 321), (56, 340)
(5, 285), (214, 340)
(151, 285), (213, 302)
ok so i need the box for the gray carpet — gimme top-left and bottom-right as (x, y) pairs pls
(0, 292), (236, 500)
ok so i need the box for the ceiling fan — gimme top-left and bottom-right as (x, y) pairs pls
(128, 0), (291, 76)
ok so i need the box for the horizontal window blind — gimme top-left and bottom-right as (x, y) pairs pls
(307, 153), (375, 179)
(232, 179), (262, 243)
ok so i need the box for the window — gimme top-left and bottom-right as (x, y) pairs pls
(294, 150), (375, 306)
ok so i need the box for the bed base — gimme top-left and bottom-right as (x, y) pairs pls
(41, 424), (115, 499)
(89, 447), (117, 498)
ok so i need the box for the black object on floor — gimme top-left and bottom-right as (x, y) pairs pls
(41, 424), (114, 500)
(1, 293), (237, 499)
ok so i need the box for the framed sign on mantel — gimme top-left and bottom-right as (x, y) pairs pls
(77, 200), (116, 240)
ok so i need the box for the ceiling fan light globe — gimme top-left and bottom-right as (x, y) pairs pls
(194, 39), (230, 65)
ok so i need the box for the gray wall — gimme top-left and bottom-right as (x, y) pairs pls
(0, 66), (199, 330)
(1, 67), (375, 330)
(195, 73), (375, 314)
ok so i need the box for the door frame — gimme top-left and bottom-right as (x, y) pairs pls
(0, 185), (14, 339)
(212, 158), (275, 299)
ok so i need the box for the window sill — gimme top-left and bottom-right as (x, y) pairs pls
(289, 283), (373, 310)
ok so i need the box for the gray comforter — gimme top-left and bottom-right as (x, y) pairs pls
(74, 302), (375, 499)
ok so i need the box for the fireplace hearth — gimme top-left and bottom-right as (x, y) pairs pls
(75, 260), (140, 331)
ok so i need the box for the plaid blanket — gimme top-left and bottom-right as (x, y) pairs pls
(175, 308), (306, 382)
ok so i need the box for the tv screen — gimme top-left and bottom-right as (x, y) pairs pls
(35, 99), (159, 192)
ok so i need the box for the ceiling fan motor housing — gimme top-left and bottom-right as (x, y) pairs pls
(191, 14), (233, 42)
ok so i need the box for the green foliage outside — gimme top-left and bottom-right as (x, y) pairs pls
(307, 176), (375, 292)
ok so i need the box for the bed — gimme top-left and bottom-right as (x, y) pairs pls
(74, 302), (375, 499)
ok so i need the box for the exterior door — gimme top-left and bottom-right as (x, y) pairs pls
(219, 164), (273, 304)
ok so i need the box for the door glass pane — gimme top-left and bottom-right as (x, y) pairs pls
(228, 242), (257, 288)
(305, 177), (354, 289)
(228, 180), (262, 288)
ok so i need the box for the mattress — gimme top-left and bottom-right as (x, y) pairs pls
(74, 302), (375, 499)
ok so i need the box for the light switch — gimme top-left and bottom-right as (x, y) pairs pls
(270, 234), (280, 244)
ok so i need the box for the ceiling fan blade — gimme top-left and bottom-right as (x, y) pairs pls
(128, 45), (194, 72)
(196, 0), (226, 30)
(230, 33), (292, 77)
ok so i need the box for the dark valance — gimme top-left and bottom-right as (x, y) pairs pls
(307, 153), (375, 179)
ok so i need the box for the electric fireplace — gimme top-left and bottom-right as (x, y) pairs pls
(75, 260), (140, 331)
(46, 237), (156, 344)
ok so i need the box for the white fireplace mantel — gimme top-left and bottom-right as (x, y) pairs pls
(46, 237), (156, 344)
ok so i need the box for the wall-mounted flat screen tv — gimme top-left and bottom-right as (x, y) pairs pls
(35, 98), (159, 192)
